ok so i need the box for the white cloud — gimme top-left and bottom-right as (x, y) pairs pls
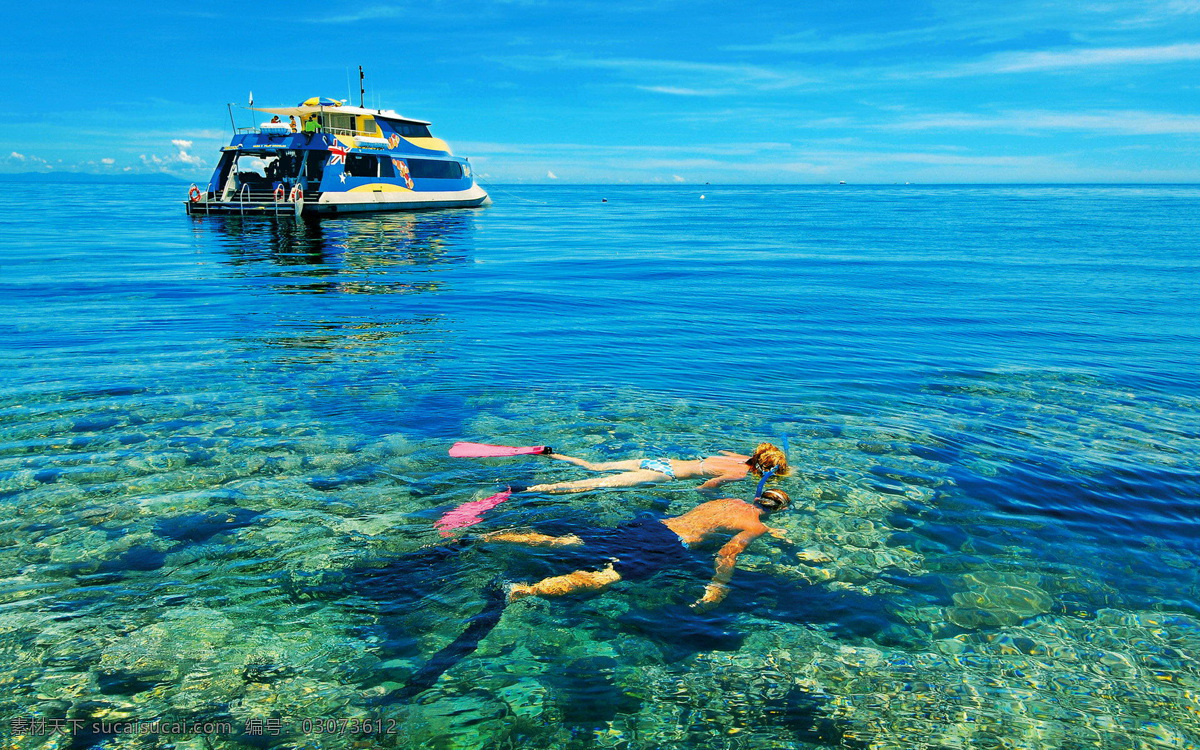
(726, 27), (956, 54)
(138, 139), (208, 173)
(885, 109), (1200, 135)
(303, 6), (404, 23)
(497, 54), (815, 92)
(440, 139), (1200, 183)
(546, 170), (558, 179)
(952, 43), (1200, 75)
(637, 85), (728, 96)
(101, 158), (115, 165)
(673, 174), (686, 182)
(173, 140), (206, 168)
(457, 141), (796, 159)
(1117, 0), (1200, 26)
(6, 151), (52, 169)
(1166, 0), (1200, 12)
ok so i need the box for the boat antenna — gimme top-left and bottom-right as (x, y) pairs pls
(226, 103), (237, 134)
(359, 66), (365, 108)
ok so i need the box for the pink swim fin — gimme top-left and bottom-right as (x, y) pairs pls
(449, 442), (550, 458)
(434, 490), (512, 536)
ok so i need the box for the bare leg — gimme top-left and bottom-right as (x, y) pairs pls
(526, 469), (670, 494)
(479, 530), (583, 547)
(508, 565), (622, 602)
(547, 454), (644, 473)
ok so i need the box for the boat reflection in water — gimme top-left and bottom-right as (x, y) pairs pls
(196, 211), (476, 292)
(191, 211), (477, 365)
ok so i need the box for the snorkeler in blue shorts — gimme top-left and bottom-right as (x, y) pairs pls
(482, 489), (791, 611)
(393, 487), (793, 701)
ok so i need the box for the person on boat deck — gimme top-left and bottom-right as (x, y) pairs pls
(509, 442), (788, 495)
(483, 489), (791, 610)
(303, 117), (320, 134)
(288, 115), (298, 133)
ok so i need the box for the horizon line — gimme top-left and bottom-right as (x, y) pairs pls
(3, 172), (1200, 188)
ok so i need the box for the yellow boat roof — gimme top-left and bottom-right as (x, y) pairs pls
(249, 104), (430, 125)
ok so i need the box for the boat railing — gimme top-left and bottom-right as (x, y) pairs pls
(234, 125), (379, 138)
(189, 182), (318, 216)
(321, 126), (381, 138)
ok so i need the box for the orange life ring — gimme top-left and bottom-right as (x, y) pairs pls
(289, 185), (303, 202)
(274, 185), (285, 202)
(188, 184), (202, 202)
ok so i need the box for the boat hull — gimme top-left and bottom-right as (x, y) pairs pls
(186, 184), (490, 217)
(312, 184), (490, 214)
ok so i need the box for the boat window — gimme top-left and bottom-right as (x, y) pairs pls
(391, 123), (432, 138)
(407, 159), (463, 179)
(345, 154), (379, 178)
(378, 157), (395, 178)
(360, 117), (376, 134)
(234, 153), (283, 183)
(328, 114), (356, 132)
(277, 151), (302, 178)
(305, 150), (326, 180)
(236, 154), (267, 178)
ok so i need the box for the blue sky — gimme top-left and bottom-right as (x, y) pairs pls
(3, 0), (1199, 182)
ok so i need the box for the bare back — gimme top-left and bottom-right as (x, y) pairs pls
(669, 453), (752, 483)
(661, 498), (768, 546)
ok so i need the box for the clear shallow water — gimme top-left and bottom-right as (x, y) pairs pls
(1, 183), (1199, 749)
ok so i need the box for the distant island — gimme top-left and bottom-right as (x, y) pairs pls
(0, 172), (189, 185)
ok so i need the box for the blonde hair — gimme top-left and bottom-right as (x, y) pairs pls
(746, 442), (789, 478)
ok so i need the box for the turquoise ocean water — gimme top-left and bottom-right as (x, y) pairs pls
(2, 183), (1199, 749)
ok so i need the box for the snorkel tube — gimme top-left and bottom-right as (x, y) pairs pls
(754, 467), (778, 499)
(753, 431), (790, 499)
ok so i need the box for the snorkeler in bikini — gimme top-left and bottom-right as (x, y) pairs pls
(483, 488), (791, 610)
(434, 441), (789, 534)
(519, 442), (789, 495)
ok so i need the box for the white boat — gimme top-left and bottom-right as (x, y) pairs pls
(186, 96), (489, 217)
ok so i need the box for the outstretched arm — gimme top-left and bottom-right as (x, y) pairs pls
(691, 529), (761, 611)
(696, 471), (742, 496)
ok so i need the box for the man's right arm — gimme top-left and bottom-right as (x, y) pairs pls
(691, 528), (761, 611)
